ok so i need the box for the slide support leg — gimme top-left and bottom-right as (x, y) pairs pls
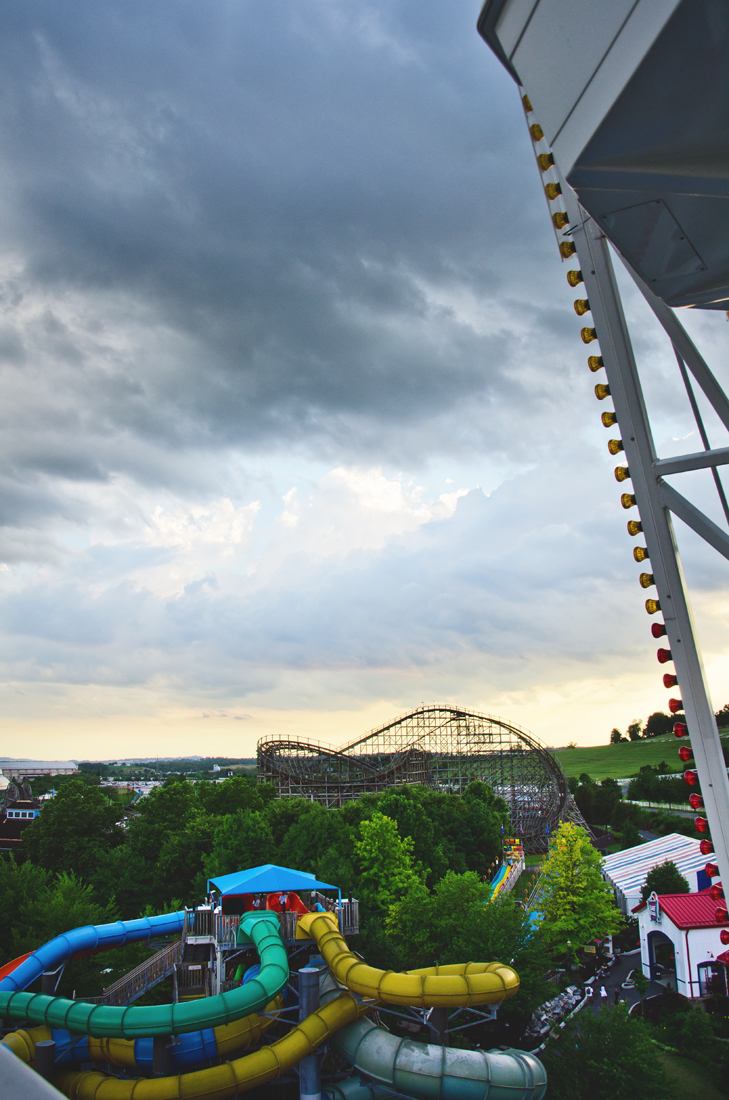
(299, 967), (321, 1100)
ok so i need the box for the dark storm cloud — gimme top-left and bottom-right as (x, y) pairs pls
(0, 0), (558, 480)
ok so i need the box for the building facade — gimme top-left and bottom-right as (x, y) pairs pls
(635, 891), (729, 998)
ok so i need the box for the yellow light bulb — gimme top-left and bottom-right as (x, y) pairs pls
(567, 270), (583, 287)
(639, 572), (655, 589)
(545, 183), (562, 200)
(552, 212), (569, 229)
(608, 439), (623, 455)
(621, 493), (636, 509)
(522, 94), (533, 112)
(602, 411), (618, 427)
(645, 599), (661, 614)
(627, 520), (643, 536)
(588, 356), (603, 372)
(633, 547), (649, 562)
(581, 327), (598, 344)
(614, 466), (630, 482)
(530, 123), (544, 142)
(537, 152), (555, 171)
(560, 241), (576, 258)
(595, 383), (610, 400)
(574, 299), (591, 316)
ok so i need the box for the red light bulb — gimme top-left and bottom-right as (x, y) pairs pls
(684, 770), (699, 786)
(669, 698), (684, 714)
(651, 623), (667, 638)
(657, 648), (673, 664)
(663, 673), (678, 688)
(696, 817), (710, 833)
(689, 793), (704, 809)
(678, 746), (692, 762)
(721, 929), (729, 945)
(715, 906), (729, 923)
(700, 839), (714, 855)
(711, 884), (725, 901)
(673, 721), (688, 737)
(706, 863), (720, 878)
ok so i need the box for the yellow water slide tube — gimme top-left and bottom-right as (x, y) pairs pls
(295, 912), (519, 1007)
(53, 991), (368, 1099)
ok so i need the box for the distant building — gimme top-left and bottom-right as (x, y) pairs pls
(0, 783), (42, 855)
(634, 891), (729, 998)
(0, 760), (77, 781)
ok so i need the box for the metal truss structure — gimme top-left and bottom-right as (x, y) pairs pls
(258, 704), (589, 852)
(478, 0), (729, 897)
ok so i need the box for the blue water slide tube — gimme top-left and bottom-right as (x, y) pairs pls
(0, 912), (185, 994)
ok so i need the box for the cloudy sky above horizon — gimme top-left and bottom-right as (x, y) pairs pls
(0, 0), (728, 761)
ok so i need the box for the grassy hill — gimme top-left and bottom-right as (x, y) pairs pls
(552, 728), (729, 780)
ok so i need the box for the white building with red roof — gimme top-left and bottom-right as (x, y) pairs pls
(634, 891), (729, 998)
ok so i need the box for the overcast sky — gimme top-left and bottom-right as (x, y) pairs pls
(0, 0), (728, 761)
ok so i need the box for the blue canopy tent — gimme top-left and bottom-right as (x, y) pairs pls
(207, 864), (341, 916)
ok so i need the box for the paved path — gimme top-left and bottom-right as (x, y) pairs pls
(586, 950), (664, 1015)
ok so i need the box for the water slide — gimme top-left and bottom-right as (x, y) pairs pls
(0, 911), (287, 1039)
(295, 911), (519, 1006)
(2, 906), (545, 1099)
(489, 862), (510, 899)
(53, 991), (366, 1100)
(3, 998), (281, 1073)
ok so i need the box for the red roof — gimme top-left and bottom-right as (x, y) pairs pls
(657, 892), (725, 930)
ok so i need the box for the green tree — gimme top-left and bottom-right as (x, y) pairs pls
(610, 728), (624, 744)
(627, 719), (643, 741)
(620, 820), (643, 849)
(542, 1004), (668, 1100)
(22, 780), (124, 879)
(640, 860), (689, 901)
(643, 711), (673, 738)
(354, 813), (423, 911)
(0, 857), (50, 963)
(386, 872), (552, 1032)
(538, 823), (621, 956)
(632, 966), (649, 1014)
(277, 803), (353, 881)
(205, 810), (275, 880)
(197, 776), (263, 816)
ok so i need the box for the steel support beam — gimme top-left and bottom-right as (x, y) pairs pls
(561, 189), (729, 895)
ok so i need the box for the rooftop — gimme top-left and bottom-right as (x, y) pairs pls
(602, 833), (705, 896)
(634, 891), (726, 930)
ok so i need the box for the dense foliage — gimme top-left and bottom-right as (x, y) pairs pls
(640, 860), (689, 902)
(542, 1004), (668, 1100)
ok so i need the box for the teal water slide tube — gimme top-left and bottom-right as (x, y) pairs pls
(319, 972), (547, 1100)
(0, 912), (288, 1039)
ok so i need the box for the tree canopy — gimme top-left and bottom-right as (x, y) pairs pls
(640, 860), (689, 901)
(542, 1004), (668, 1100)
(537, 822), (622, 955)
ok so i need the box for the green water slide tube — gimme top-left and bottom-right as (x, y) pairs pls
(0, 912), (287, 1039)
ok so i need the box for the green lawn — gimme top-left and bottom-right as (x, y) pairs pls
(659, 1050), (726, 1100)
(552, 729), (729, 780)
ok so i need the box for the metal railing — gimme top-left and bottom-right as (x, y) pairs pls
(184, 908), (215, 939)
(79, 940), (182, 1006)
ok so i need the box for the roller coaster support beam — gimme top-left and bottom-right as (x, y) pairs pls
(562, 183), (729, 895)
